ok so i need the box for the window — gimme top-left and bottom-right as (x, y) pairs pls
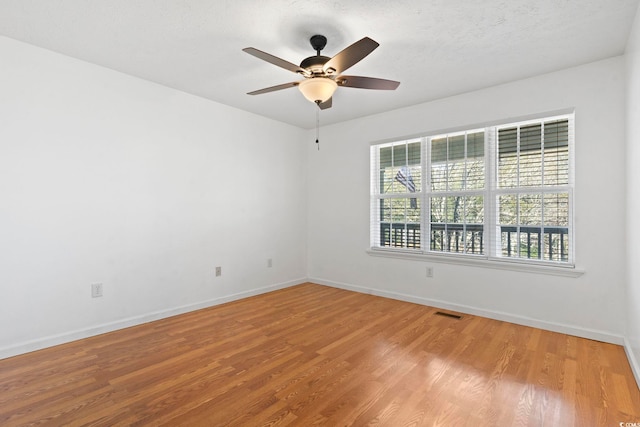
(370, 114), (574, 266)
(429, 130), (485, 255)
(375, 139), (422, 249)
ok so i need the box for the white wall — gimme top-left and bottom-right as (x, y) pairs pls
(626, 6), (640, 385)
(0, 37), (308, 358)
(307, 57), (627, 343)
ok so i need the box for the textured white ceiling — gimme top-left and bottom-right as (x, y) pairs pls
(0, 0), (638, 128)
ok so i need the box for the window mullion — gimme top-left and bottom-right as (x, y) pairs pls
(463, 132), (467, 251)
(540, 122), (546, 248)
(423, 137), (429, 252)
(486, 127), (496, 260)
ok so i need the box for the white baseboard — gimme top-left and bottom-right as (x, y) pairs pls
(310, 277), (626, 346)
(0, 278), (306, 360)
(624, 337), (640, 390)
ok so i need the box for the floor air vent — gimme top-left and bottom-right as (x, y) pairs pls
(434, 311), (462, 319)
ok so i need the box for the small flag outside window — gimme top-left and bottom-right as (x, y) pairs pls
(395, 166), (418, 209)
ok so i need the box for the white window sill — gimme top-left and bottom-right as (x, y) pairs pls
(366, 248), (585, 277)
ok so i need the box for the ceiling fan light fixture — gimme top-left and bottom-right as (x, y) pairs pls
(298, 77), (337, 103)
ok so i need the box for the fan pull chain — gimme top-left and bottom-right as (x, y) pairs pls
(315, 102), (320, 150)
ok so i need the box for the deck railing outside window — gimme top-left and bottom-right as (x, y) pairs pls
(380, 223), (568, 262)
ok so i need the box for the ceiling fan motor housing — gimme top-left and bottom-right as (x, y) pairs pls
(300, 35), (331, 74)
(300, 55), (330, 74)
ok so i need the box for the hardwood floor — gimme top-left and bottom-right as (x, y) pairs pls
(1, 283), (639, 426)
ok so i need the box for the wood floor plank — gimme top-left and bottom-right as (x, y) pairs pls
(1, 282), (639, 426)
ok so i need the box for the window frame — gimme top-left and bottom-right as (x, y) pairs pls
(371, 138), (423, 251)
(426, 128), (487, 257)
(369, 113), (580, 276)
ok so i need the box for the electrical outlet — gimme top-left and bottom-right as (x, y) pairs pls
(91, 283), (103, 298)
(426, 267), (434, 278)
(215, 266), (222, 277)
(267, 258), (273, 268)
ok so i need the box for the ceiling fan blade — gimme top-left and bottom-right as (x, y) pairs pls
(322, 37), (379, 75)
(243, 47), (309, 75)
(318, 97), (332, 110)
(247, 81), (299, 95)
(337, 75), (400, 90)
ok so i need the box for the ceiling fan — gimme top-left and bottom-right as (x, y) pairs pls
(243, 35), (400, 110)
